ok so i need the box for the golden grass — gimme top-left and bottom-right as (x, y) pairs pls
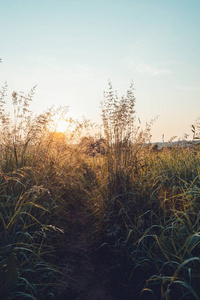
(0, 82), (200, 299)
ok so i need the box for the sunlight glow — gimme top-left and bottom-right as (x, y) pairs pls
(48, 116), (68, 133)
(55, 119), (67, 133)
(49, 115), (76, 135)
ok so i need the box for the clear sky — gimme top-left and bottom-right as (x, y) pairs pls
(0, 0), (200, 141)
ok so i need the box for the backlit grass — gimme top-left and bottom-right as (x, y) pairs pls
(0, 82), (200, 299)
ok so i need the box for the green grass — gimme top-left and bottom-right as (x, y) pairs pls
(0, 82), (200, 299)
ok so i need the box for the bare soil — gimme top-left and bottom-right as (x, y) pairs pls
(54, 208), (125, 300)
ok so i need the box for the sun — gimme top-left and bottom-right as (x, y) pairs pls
(50, 115), (76, 134)
(55, 119), (67, 133)
(49, 116), (68, 133)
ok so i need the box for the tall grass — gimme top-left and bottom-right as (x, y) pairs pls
(94, 83), (200, 299)
(0, 168), (59, 299)
(1, 81), (200, 299)
(0, 86), (90, 298)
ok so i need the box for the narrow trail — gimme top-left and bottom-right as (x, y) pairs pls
(56, 207), (121, 300)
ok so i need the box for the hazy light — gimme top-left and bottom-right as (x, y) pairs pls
(55, 119), (67, 133)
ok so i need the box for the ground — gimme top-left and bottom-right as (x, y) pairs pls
(53, 207), (123, 300)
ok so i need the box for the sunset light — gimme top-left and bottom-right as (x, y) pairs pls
(1, 1), (200, 299)
(54, 119), (67, 133)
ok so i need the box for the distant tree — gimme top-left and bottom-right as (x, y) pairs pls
(79, 136), (106, 156)
(151, 143), (158, 151)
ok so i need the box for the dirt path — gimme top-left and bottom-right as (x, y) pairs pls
(55, 208), (121, 300)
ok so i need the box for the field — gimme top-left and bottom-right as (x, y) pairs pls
(0, 83), (200, 300)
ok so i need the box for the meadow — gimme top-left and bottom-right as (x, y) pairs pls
(0, 82), (200, 300)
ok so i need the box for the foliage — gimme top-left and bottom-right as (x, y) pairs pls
(0, 82), (200, 299)
(79, 136), (106, 156)
(192, 118), (200, 140)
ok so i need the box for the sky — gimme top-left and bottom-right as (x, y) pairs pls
(0, 0), (200, 142)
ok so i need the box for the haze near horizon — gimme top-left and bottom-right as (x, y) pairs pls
(1, 0), (200, 142)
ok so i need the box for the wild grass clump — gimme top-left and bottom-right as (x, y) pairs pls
(0, 85), (95, 298)
(0, 167), (60, 299)
(97, 145), (200, 299)
(92, 83), (200, 299)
